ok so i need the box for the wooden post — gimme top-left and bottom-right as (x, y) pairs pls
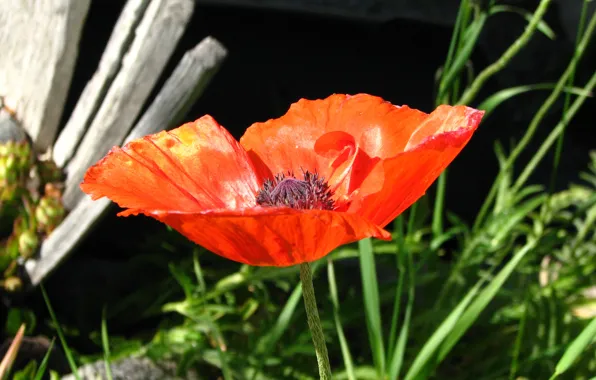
(25, 37), (228, 286)
(0, 0), (91, 151)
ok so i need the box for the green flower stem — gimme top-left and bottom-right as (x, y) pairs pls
(300, 262), (332, 380)
(457, 0), (552, 105)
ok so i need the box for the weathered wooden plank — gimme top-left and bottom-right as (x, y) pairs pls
(53, 0), (151, 168)
(24, 197), (111, 286)
(0, 0), (91, 151)
(62, 0), (195, 210)
(25, 37), (228, 286)
(125, 37), (228, 143)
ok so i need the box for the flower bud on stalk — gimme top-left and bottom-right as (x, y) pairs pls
(18, 229), (38, 260)
(0, 140), (33, 203)
(35, 183), (65, 235)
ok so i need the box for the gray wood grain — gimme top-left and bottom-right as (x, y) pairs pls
(25, 37), (228, 286)
(53, 0), (152, 168)
(62, 0), (195, 210)
(0, 0), (91, 151)
(125, 37), (227, 143)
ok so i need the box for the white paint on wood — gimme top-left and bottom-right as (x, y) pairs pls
(62, 0), (195, 210)
(26, 37), (228, 286)
(0, 0), (91, 151)
(53, 0), (151, 168)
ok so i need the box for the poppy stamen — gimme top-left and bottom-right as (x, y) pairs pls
(256, 170), (335, 210)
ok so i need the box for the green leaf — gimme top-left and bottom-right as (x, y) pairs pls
(359, 238), (386, 376)
(33, 339), (55, 380)
(388, 245), (415, 380)
(328, 260), (356, 380)
(490, 5), (556, 39)
(488, 195), (547, 247)
(477, 84), (591, 119)
(101, 307), (113, 380)
(251, 281), (303, 380)
(41, 285), (80, 380)
(550, 317), (596, 379)
(437, 13), (487, 102)
(437, 241), (536, 361)
(404, 280), (484, 380)
(333, 366), (379, 380)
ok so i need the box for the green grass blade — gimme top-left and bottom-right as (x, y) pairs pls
(473, 9), (596, 230)
(40, 284), (80, 380)
(549, 317), (596, 379)
(190, 317), (233, 380)
(441, 0), (469, 83)
(437, 13), (487, 102)
(388, 217), (407, 362)
(509, 296), (530, 380)
(192, 249), (207, 296)
(458, 0), (553, 105)
(477, 84), (591, 119)
(512, 69), (596, 194)
(437, 241), (536, 361)
(101, 307), (113, 380)
(490, 5), (556, 39)
(255, 281), (303, 354)
(328, 259), (356, 380)
(432, 171), (447, 238)
(551, 0), (591, 191)
(251, 282), (303, 380)
(404, 280), (484, 380)
(33, 339), (55, 380)
(388, 245), (415, 380)
(359, 238), (386, 376)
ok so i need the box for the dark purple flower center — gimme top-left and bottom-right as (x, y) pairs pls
(256, 170), (334, 210)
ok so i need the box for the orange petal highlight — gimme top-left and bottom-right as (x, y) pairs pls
(353, 107), (484, 227)
(149, 208), (391, 266)
(240, 94), (429, 183)
(81, 116), (260, 215)
(240, 94), (477, 204)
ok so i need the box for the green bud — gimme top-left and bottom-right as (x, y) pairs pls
(18, 229), (38, 259)
(35, 192), (65, 235)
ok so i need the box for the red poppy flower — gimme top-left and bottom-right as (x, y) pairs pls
(80, 94), (483, 266)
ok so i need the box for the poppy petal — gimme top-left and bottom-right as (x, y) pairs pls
(352, 107), (484, 227)
(148, 207), (391, 266)
(80, 116), (260, 215)
(240, 94), (462, 201)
